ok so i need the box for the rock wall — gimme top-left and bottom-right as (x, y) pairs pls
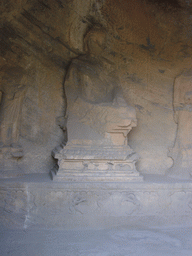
(1, 0), (192, 176)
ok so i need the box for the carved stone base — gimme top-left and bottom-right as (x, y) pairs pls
(51, 144), (143, 182)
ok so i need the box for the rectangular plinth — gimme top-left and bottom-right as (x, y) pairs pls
(53, 144), (142, 182)
(52, 173), (143, 182)
(52, 158), (143, 182)
(51, 169), (143, 182)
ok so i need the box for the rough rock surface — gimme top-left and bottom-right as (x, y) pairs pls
(1, 0), (192, 176)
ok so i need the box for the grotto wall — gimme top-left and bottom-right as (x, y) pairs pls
(1, 0), (192, 178)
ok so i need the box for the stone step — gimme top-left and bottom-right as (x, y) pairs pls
(57, 171), (140, 176)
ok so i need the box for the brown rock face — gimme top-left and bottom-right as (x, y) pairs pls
(0, 0), (192, 178)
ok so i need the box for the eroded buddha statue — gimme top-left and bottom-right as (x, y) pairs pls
(52, 26), (142, 182)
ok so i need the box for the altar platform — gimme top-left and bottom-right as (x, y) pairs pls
(0, 174), (192, 230)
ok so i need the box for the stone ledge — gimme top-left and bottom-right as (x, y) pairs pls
(0, 174), (192, 229)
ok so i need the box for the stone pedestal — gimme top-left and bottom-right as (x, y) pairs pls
(51, 96), (143, 182)
(51, 144), (143, 182)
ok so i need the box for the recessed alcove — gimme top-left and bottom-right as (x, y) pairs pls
(1, 0), (192, 254)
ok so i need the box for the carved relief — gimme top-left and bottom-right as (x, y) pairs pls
(52, 26), (142, 182)
(168, 72), (192, 179)
(0, 66), (27, 157)
(0, 66), (27, 176)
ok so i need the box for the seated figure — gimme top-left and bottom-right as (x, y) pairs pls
(52, 26), (142, 182)
(65, 26), (136, 146)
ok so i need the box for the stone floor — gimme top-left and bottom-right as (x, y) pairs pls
(1, 226), (192, 256)
(1, 174), (192, 255)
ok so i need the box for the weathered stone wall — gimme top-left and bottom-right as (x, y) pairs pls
(1, 0), (192, 176)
